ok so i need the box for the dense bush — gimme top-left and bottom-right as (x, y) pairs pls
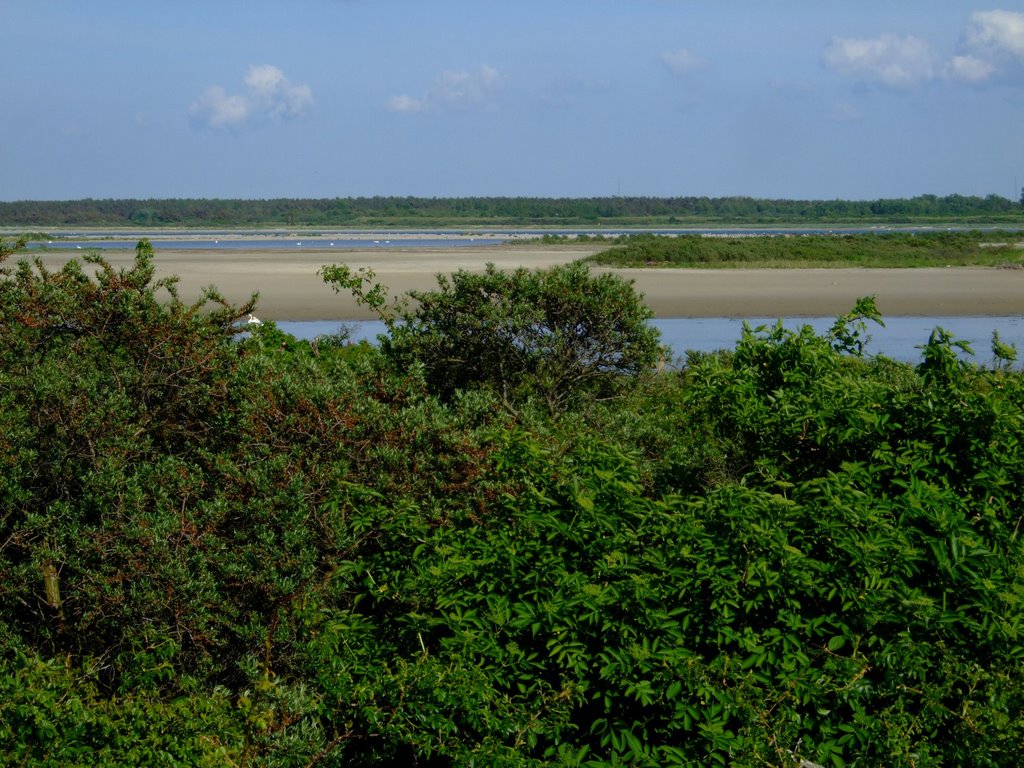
(323, 261), (663, 412)
(2, 239), (1023, 765)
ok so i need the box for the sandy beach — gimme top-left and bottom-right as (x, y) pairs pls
(23, 244), (1024, 320)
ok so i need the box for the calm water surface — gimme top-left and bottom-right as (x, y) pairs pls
(30, 237), (509, 250)
(276, 316), (1024, 365)
(28, 226), (970, 252)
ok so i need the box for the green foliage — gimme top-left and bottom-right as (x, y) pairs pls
(0, 641), (244, 767)
(586, 231), (1024, 268)
(827, 295), (885, 356)
(0, 241), (506, 762)
(991, 330), (1018, 369)
(4, 238), (1024, 765)
(320, 263), (408, 325)
(1, 236), (28, 258)
(325, 261), (663, 412)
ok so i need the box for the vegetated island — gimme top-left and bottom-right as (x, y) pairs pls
(579, 230), (1024, 269)
(1, 193), (1023, 228)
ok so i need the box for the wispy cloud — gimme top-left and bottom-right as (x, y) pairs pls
(824, 12), (1024, 90)
(944, 54), (996, 83)
(388, 65), (501, 114)
(190, 65), (312, 129)
(823, 34), (934, 88)
(659, 49), (707, 76)
(966, 9), (1024, 58)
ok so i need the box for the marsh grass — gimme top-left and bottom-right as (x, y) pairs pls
(584, 231), (1024, 268)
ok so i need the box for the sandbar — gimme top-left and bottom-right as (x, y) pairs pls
(22, 245), (1024, 320)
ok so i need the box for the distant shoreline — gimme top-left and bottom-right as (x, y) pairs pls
(24, 245), (1024, 321)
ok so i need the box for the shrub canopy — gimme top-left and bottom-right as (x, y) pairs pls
(2, 239), (1023, 766)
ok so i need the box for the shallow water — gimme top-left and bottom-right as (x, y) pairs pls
(275, 315), (1024, 365)
(29, 237), (509, 250)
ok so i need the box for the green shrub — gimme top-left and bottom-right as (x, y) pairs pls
(324, 261), (663, 412)
(4, 240), (1024, 764)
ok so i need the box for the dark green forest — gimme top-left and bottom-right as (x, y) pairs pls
(1, 193), (1022, 228)
(2, 238), (1024, 766)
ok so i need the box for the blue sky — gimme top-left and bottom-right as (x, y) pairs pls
(3, 1), (1023, 201)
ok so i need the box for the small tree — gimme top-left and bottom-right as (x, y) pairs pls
(324, 261), (663, 411)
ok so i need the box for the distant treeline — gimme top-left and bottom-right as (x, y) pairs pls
(1, 193), (1021, 228)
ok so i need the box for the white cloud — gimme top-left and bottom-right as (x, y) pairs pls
(944, 54), (996, 83)
(944, 9), (1024, 85)
(191, 86), (249, 128)
(190, 65), (312, 129)
(388, 94), (423, 114)
(389, 65), (502, 114)
(244, 64), (313, 119)
(659, 49), (707, 75)
(966, 9), (1024, 58)
(823, 34), (934, 88)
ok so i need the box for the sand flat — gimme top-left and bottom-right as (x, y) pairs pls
(617, 266), (1024, 318)
(22, 245), (1024, 320)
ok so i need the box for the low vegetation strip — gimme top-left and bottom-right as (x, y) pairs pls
(583, 231), (1024, 268)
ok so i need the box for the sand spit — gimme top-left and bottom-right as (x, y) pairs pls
(21, 244), (1024, 321)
